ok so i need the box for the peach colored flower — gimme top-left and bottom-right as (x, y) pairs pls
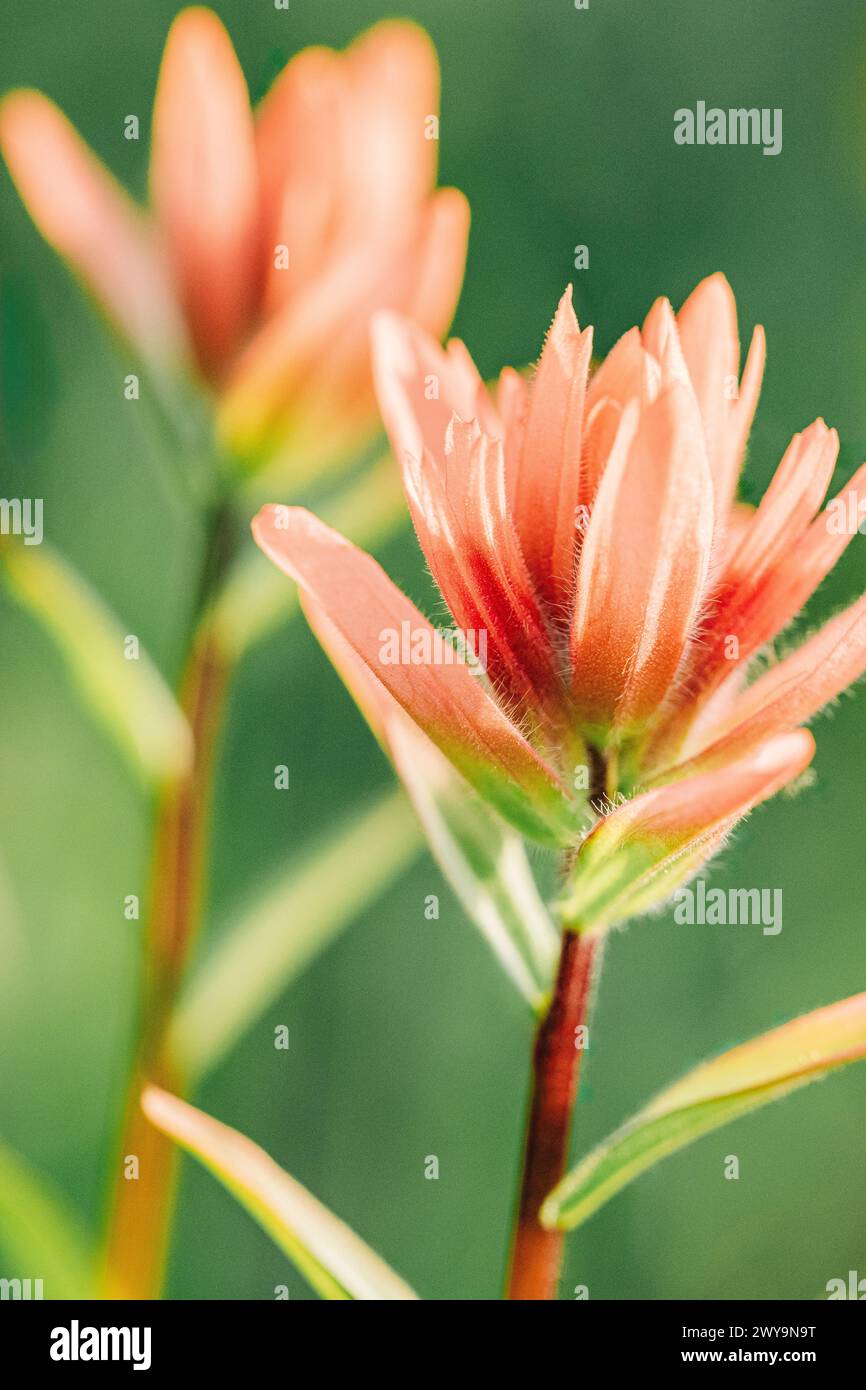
(251, 276), (866, 897)
(0, 7), (469, 477)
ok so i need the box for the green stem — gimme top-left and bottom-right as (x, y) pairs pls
(99, 451), (414, 1297)
(101, 509), (231, 1299)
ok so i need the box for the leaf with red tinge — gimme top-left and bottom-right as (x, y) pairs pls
(251, 504), (578, 845)
(557, 731), (814, 931)
(141, 1087), (418, 1300)
(386, 719), (559, 1008)
(684, 592), (866, 771)
(300, 592), (560, 1007)
(543, 990), (866, 1232)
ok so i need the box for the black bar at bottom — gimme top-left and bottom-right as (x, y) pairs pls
(1, 1297), (861, 1373)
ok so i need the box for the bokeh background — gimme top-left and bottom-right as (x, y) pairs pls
(1, 0), (865, 1300)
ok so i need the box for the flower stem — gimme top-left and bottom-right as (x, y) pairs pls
(101, 514), (231, 1299)
(506, 928), (599, 1300)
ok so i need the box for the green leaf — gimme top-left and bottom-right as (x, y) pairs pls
(0, 1137), (94, 1298)
(543, 990), (866, 1231)
(170, 787), (423, 1083)
(387, 719), (558, 1010)
(0, 848), (26, 983)
(295, 583), (561, 1008)
(1, 540), (191, 785)
(142, 1086), (419, 1300)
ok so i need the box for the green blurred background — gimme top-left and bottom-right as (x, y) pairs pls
(1, 0), (865, 1300)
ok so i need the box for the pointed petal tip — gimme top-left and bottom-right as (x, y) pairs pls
(641, 296), (690, 382)
(535, 284), (592, 372)
(749, 728), (815, 778)
(158, 5), (241, 87)
(0, 86), (69, 164)
(742, 322), (766, 371)
(698, 269), (735, 301)
(252, 499), (303, 529)
(408, 185), (471, 340)
(654, 728), (815, 834)
(250, 504), (319, 571)
(799, 415), (832, 440)
(0, 85), (46, 133)
(645, 293), (675, 322)
(552, 282), (580, 329)
(435, 183), (471, 234)
(350, 15), (439, 68)
(0, 89), (56, 185)
(140, 1082), (173, 1127)
(166, 3), (233, 44)
(679, 270), (738, 330)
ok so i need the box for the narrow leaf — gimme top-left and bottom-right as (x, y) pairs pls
(141, 1086), (419, 1300)
(0, 848), (26, 982)
(0, 1137), (94, 1298)
(1, 540), (191, 785)
(543, 991), (866, 1231)
(299, 591), (560, 1007)
(387, 719), (558, 1009)
(170, 787), (423, 1082)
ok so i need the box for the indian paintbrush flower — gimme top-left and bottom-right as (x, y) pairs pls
(0, 7), (469, 481)
(252, 274), (866, 930)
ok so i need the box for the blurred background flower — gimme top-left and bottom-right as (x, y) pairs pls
(1, 0), (865, 1300)
(1, 7), (469, 484)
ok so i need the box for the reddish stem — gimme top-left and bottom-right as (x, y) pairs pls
(102, 616), (229, 1299)
(506, 930), (598, 1300)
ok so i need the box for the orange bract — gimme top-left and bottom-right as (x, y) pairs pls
(0, 7), (469, 470)
(254, 274), (866, 869)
